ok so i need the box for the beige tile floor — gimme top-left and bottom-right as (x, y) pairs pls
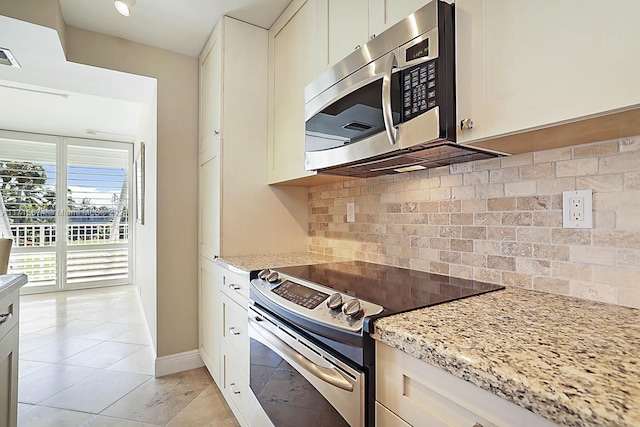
(18, 285), (239, 427)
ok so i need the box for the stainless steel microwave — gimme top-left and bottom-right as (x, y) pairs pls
(304, 0), (501, 177)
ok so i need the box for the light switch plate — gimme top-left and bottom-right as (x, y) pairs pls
(563, 190), (593, 228)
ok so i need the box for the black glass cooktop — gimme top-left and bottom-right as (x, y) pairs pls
(274, 260), (504, 316)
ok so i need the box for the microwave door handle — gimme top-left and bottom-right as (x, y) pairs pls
(382, 51), (398, 146)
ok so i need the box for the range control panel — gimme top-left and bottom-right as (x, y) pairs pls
(402, 59), (437, 122)
(251, 270), (384, 333)
(272, 280), (329, 309)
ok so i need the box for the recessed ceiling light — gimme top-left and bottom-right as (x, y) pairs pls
(114, 0), (136, 17)
(0, 47), (20, 68)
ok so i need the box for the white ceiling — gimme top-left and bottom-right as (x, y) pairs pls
(0, 15), (155, 142)
(59, 0), (292, 57)
(0, 1), (291, 142)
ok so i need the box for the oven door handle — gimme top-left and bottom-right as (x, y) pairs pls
(249, 316), (354, 392)
(382, 50), (398, 146)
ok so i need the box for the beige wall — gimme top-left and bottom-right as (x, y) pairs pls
(64, 26), (199, 357)
(309, 136), (640, 309)
(135, 94), (158, 352)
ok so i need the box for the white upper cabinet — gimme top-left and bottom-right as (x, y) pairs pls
(456, 0), (640, 145)
(268, 0), (319, 184)
(200, 16), (309, 251)
(317, 0), (369, 70)
(318, 0), (431, 71)
(368, 0), (431, 39)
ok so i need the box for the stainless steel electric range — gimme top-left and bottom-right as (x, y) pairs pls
(248, 260), (504, 427)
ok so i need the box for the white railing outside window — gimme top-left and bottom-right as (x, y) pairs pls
(10, 223), (129, 247)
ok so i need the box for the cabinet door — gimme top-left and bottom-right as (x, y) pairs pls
(368, 0), (430, 39)
(199, 25), (222, 154)
(198, 257), (222, 385)
(456, 0), (640, 145)
(267, 0), (319, 184)
(222, 341), (249, 425)
(375, 402), (411, 427)
(0, 326), (18, 427)
(318, 0), (369, 71)
(198, 140), (221, 261)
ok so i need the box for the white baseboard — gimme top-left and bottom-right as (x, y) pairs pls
(155, 349), (204, 377)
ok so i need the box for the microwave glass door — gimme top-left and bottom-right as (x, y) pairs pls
(306, 75), (402, 152)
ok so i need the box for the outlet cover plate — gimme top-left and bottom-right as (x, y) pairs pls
(346, 202), (355, 223)
(563, 190), (593, 229)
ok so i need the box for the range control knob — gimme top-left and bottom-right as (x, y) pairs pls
(266, 271), (279, 283)
(342, 299), (362, 318)
(257, 269), (270, 280)
(326, 293), (343, 310)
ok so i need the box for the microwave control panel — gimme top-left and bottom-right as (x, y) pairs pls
(402, 59), (437, 122)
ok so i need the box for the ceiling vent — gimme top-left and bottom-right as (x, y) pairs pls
(0, 48), (20, 68)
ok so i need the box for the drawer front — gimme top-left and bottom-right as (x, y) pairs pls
(219, 268), (249, 307)
(375, 402), (411, 427)
(222, 341), (248, 422)
(376, 341), (556, 427)
(222, 294), (249, 361)
(0, 290), (18, 341)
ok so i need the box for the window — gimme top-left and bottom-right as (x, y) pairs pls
(0, 132), (133, 293)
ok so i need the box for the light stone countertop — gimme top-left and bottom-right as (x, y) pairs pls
(217, 252), (345, 272)
(372, 287), (640, 427)
(0, 274), (28, 300)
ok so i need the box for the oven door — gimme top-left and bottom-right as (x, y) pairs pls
(248, 305), (365, 427)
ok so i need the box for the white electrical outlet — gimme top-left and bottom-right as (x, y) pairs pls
(563, 190), (593, 229)
(346, 202), (355, 223)
(569, 197), (584, 221)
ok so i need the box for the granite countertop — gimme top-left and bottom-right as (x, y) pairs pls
(218, 252), (345, 272)
(0, 274), (28, 300)
(372, 287), (640, 427)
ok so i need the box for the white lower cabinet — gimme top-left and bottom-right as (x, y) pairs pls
(204, 265), (250, 427)
(0, 288), (19, 427)
(376, 402), (411, 427)
(199, 261), (251, 426)
(0, 326), (18, 427)
(375, 341), (556, 427)
(198, 257), (222, 384)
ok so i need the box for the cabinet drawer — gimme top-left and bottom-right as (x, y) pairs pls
(222, 341), (248, 422)
(376, 341), (556, 427)
(222, 293), (248, 361)
(0, 290), (18, 341)
(219, 267), (249, 307)
(375, 401), (410, 427)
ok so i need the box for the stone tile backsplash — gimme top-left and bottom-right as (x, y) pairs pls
(308, 136), (640, 308)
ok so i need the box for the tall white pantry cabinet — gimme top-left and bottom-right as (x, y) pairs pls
(197, 14), (308, 423)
